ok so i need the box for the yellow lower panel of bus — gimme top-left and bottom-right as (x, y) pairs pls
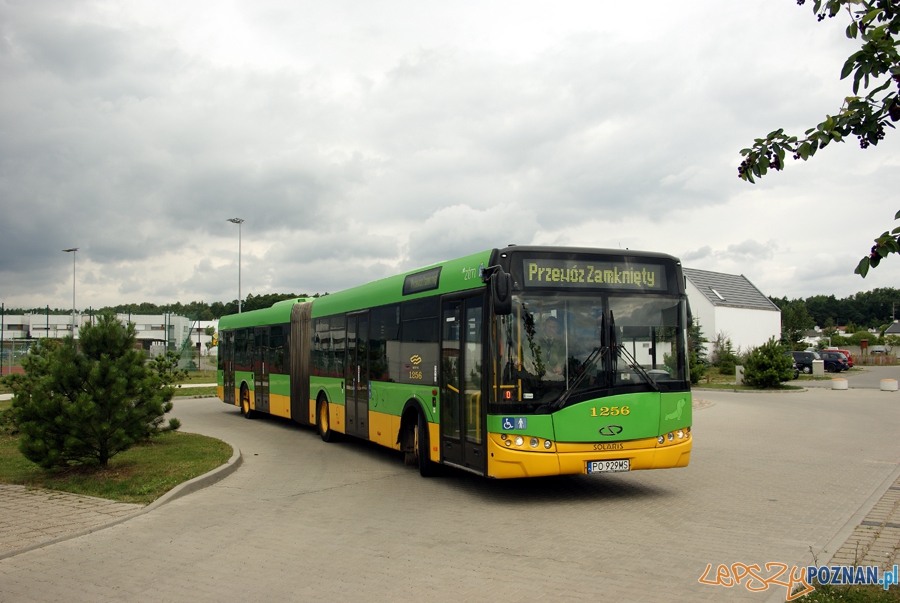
(217, 385), (224, 401)
(369, 411), (396, 449)
(330, 403), (345, 434)
(269, 393), (290, 419)
(428, 422), (439, 463)
(309, 400), (316, 425)
(487, 435), (691, 479)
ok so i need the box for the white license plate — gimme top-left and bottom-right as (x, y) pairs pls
(587, 459), (630, 474)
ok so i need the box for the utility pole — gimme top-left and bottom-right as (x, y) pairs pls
(63, 248), (78, 336)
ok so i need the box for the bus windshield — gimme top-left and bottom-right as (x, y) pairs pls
(494, 293), (686, 411)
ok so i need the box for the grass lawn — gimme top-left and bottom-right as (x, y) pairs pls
(175, 370), (217, 384)
(790, 583), (900, 602)
(172, 386), (217, 397)
(693, 367), (803, 390)
(0, 399), (232, 504)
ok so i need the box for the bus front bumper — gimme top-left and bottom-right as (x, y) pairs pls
(485, 433), (691, 479)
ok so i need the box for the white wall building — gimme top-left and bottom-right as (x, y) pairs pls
(683, 268), (781, 354)
(0, 312), (216, 355)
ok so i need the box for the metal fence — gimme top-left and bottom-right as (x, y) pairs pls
(0, 339), (37, 376)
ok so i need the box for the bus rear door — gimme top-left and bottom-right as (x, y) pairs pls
(254, 326), (269, 414)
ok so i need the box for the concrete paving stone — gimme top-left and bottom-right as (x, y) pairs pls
(1, 391), (900, 601)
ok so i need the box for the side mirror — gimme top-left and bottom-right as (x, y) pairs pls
(491, 272), (513, 315)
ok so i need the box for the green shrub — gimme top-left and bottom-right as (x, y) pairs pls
(742, 337), (794, 389)
(7, 313), (180, 468)
(718, 358), (736, 376)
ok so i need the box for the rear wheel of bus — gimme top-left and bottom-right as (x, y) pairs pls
(317, 397), (335, 442)
(240, 385), (254, 419)
(414, 410), (437, 477)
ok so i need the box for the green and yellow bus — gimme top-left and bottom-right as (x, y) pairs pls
(217, 246), (692, 478)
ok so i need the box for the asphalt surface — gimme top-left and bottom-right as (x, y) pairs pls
(1, 387), (900, 602)
(790, 364), (900, 389)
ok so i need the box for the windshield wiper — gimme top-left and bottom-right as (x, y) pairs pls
(615, 344), (660, 392)
(550, 346), (608, 410)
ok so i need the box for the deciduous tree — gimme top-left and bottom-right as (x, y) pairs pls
(738, 0), (900, 276)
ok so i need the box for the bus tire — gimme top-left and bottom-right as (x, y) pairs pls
(317, 398), (335, 443)
(416, 411), (438, 477)
(240, 385), (255, 419)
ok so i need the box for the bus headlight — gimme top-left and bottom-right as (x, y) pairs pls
(658, 435), (665, 444)
(515, 436), (524, 447)
(667, 432), (674, 441)
(505, 439), (512, 447)
(677, 430), (684, 439)
(530, 437), (539, 448)
(543, 440), (552, 449)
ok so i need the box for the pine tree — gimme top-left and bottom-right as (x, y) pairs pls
(7, 313), (180, 468)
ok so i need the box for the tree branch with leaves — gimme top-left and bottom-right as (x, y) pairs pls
(738, 0), (900, 277)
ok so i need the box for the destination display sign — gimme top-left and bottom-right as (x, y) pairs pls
(521, 258), (666, 290)
(403, 267), (442, 295)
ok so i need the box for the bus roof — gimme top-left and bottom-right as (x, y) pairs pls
(217, 246), (685, 329)
(309, 249), (493, 318)
(218, 297), (313, 330)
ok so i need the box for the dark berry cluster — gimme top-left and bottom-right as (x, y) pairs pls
(858, 124), (887, 148)
(890, 97), (900, 121)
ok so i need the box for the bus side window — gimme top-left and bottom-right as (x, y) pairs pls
(369, 304), (399, 382)
(234, 328), (248, 371)
(331, 315), (346, 379)
(312, 318), (328, 376)
(269, 325), (284, 374)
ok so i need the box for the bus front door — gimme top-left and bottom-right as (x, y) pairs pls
(254, 326), (269, 414)
(440, 295), (485, 474)
(344, 312), (369, 439)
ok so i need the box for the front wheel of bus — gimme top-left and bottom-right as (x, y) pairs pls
(240, 385), (255, 419)
(416, 411), (437, 477)
(318, 399), (335, 443)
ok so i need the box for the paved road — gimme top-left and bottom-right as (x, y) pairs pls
(2, 389), (899, 602)
(791, 364), (900, 389)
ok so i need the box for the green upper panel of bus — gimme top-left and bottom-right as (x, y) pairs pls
(310, 250), (492, 317)
(218, 297), (313, 330)
(217, 250), (493, 329)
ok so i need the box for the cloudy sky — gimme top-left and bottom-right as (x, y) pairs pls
(1, 0), (898, 311)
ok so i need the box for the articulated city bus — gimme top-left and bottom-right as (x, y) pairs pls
(217, 246), (692, 478)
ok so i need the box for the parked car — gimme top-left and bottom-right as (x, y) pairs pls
(818, 351), (849, 372)
(791, 350), (821, 374)
(824, 347), (854, 368)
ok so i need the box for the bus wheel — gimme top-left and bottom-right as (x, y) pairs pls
(318, 399), (335, 443)
(415, 411), (438, 477)
(240, 385), (255, 419)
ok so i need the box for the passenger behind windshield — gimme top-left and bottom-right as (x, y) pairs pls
(537, 316), (566, 381)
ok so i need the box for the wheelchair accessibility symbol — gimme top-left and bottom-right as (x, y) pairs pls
(501, 417), (526, 430)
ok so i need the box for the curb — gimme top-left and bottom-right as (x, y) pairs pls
(764, 460), (900, 603)
(0, 440), (242, 561)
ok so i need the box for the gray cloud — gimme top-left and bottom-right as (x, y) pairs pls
(0, 0), (896, 309)
(725, 239), (777, 260)
(682, 246), (713, 262)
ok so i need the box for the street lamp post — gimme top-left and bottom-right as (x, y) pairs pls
(63, 248), (78, 335)
(226, 218), (244, 313)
